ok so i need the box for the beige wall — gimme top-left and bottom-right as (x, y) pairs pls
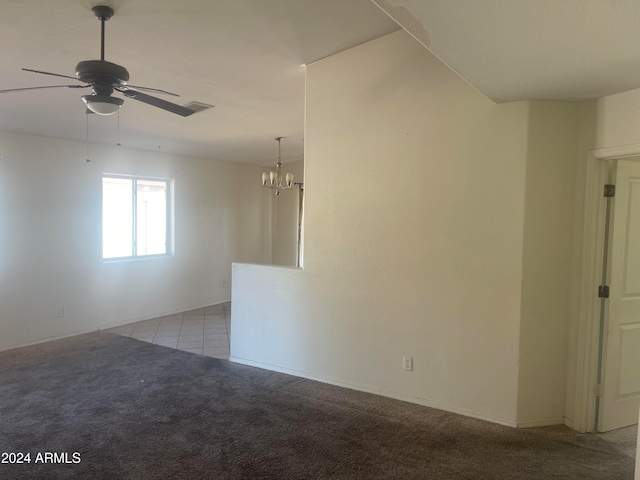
(233, 30), (532, 425)
(594, 89), (640, 149)
(563, 87), (640, 430)
(0, 131), (269, 351)
(517, 101), (580, 425)
(563, 100), (598, 429)
(233, 30), (582, 427)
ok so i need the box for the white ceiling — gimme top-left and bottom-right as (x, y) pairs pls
(374, 0), (640, 103)
(0, 0), (399, 164)
(0, 1), (638, 164)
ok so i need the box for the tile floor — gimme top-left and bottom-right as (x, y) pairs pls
(105, 302), (231, 360)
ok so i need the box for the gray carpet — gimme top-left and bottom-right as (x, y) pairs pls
(598, 425), (638, 459)
(0, 332), (634, 479)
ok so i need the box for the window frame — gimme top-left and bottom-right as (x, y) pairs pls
(102, 174), (174, 261)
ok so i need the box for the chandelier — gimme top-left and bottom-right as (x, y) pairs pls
(262, 137), (293, 195)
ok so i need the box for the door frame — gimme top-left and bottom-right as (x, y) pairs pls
(574, 143), (640, 432)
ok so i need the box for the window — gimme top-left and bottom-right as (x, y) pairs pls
(102, 175), (172, 259)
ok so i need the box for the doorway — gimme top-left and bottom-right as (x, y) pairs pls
(575, 147), (640, 437)
(596, 157), (640, 432)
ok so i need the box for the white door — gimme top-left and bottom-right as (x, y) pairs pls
(600, 158), (640, 431)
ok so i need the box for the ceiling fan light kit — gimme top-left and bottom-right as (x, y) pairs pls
(0, 5), (196, 117)
(82, 94), (123, 115)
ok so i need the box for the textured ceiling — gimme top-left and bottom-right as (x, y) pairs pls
(375, 0), (640, 103)
(0, 1), (638, 164)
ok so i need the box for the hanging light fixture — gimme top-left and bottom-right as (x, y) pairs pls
(262, 137), (294, 195)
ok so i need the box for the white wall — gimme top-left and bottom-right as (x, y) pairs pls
(564, 100), (598, 429)
(594, 89), (640, 149)
(272, 159), (304, 266)
(233, 30), (533, 425)
(564, 87), (640, 430)
(233, 30), (583, 427)
(517, 102), (580, 426)
(563, 88), (640, 430)
(0, 131), (269, 351)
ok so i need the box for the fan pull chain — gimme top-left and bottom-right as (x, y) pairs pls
(85, 113), (91, 163)
(117, 109), (121, 147)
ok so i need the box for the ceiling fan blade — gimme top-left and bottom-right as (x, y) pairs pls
(117, 88), (195, 117)
(125, 85), (180, 97)
(0, 84), (90, 94)
(22, 68), (81, 81)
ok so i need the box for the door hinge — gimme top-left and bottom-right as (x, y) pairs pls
(595, 384), (604, 397)
(598, 285), (610, 298)
(604, 184), (616, 197)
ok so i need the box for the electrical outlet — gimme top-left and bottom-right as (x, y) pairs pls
(403, 356), (413, 371)
(58, 307), (67, 318)
(222, 280), (228, 288)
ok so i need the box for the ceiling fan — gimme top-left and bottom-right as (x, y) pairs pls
(0, 5), (195, 117)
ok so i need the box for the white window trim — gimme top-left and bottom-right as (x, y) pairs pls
(102, 174), (174, 262)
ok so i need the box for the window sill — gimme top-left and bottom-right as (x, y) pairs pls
(103, 254), (173, 264)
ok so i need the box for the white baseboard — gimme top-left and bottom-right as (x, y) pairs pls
(230, 356), (519, 428)
(229, 356), (382, 395)
(516, 417), (566, 428)
(381, 388), (518, 428)
(0, 299), (231, 353)
(0, 327), (100, 353)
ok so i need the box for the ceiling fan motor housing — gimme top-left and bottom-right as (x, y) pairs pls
(75, 60), (129, 90)
(76, 6), (129, 100)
